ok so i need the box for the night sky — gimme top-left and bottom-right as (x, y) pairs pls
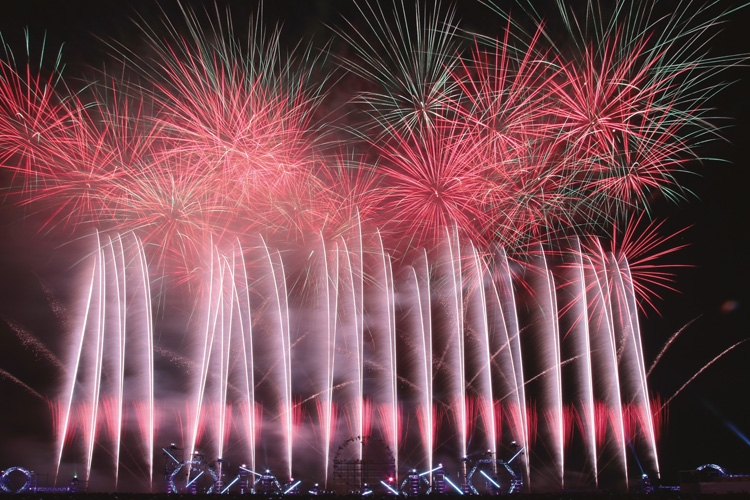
(0, 0), (748, 491)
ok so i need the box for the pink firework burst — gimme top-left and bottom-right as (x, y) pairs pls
(374, 122), (494, 248)
(575, 215), (690, 315)
(450, 19), (557, 153)
(24, 87), (159, 234)
(0, 35), (77, 182)
(312, 153), (381, 242)
(111, 5), (324, 245)
(608, 215), (691, 315)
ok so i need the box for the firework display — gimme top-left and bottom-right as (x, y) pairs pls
(0, 1), (745, 494)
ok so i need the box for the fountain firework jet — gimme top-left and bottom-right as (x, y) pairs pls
(55, 233), (154, 489)
(51, 231), (664, 491)
(261, 240), (294, 480)
(0, 0), (745, 493)
(445, 230), (468, 462)
(319, 236), (338, 489)
(408, 251), (433, 482)
(565, 239), (599, 487)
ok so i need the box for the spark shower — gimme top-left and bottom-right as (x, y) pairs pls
(0, 0), (743, 493)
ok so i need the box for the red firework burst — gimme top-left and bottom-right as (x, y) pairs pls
(572, 215), (690, 315)
(312, 153), (381, 242)
(112, 5), (324, 242)
(374, 122), (494, 248)
(0, 38), (76, 181)
(0, 0), (741, 290)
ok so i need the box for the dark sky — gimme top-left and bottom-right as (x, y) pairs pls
(0, 0), (748, 491)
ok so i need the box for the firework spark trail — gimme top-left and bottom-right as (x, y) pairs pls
(0, 368), (44, 400)
(419, 252), (433, 477)
(355, 219), (366, 460)
(314, 160), (379, 242)
(658, 340), (750, 412)
(1, 315), (66, 372)
(647, 317), (701, 377)
(447, 19), (569, 249)
(2, 5), (325, 280)
(35, 277), (71, 334)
